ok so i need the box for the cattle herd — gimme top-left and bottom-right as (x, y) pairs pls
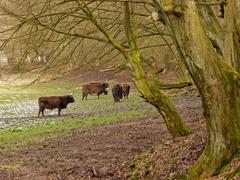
(38, 81), (130, 117)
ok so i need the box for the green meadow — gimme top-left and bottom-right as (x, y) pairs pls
(0, 80), (157, 149)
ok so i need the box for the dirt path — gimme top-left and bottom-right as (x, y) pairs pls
(0, 96), (203, 180)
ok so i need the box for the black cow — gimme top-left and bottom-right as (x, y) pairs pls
(38, 95), (75, 117)
(82, 81), (109, 100)
(122, 84), (130, 99)
(112, 84), (123, 102)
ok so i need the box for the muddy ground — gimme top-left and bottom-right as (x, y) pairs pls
(0, 116), (167, 180)
(0, 94), (208, 180)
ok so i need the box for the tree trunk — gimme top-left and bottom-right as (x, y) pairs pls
(131, 59), (191, 137)
(223, 0), (240, 69)
(154, 0), (240, 178)
(188, 58), (240, 179)
(197, 1), (223, 56)
(123, 2), (191, 137)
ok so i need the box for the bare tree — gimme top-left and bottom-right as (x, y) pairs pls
(0, 0), (192, 137)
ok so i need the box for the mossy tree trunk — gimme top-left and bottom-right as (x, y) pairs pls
(197, 1), (223, 55)
(187, 57), (240, 179)
(128, 57), (191, 138)
(223, 0), (240, 69)
(154, 0), (240, 178)
(122, 2), (191, 137)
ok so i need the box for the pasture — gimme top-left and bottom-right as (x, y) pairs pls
(0, 80), (210, 179)
(0, 80), (157, 147)
(1, 80), (237, 180)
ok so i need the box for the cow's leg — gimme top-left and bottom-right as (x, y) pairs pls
(82, 92), (86, 100)
(83, 93), (88, 100)
(40, 107), (45, 117)
(58, 108), (61, 116)
(42, 109), (45, 117)
(38, 108), (41, 117)
(113, 94), (116, 102)
(114, 95), (118, 103)
(38, 104), (44, 117)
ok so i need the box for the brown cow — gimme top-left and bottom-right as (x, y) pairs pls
(82, 81), (109, 100)
(38, 95), (75, 117)
(122, 84), (130, 99)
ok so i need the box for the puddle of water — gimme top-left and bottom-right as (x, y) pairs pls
(0, 100), (38, 118)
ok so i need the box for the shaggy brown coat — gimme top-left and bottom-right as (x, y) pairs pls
(82, 82), (109, 100)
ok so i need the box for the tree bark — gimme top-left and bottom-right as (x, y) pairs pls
(188, 57), (240, 179)
(155, 0), (240, 178)
(197, 1), (223, 56)
(223, 0), (240, 69)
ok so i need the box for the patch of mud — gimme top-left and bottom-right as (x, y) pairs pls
(0, 116), (168, 180)
(127, 95), (206, 179)
(129, 122), (206, 179)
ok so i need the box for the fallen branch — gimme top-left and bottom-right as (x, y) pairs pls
(100, 64), (128, 74)
(160, 81), (192, 90)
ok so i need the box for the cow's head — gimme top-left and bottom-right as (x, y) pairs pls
(67, 95), (75, 103)
(100, 83), (109, 95)
(102, 83), (109, 89)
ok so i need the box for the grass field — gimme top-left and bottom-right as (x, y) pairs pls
(0, 80), (157, 149)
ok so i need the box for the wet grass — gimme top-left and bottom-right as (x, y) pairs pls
(0, 80), (157, 149)
(0, 108), (155, 149)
